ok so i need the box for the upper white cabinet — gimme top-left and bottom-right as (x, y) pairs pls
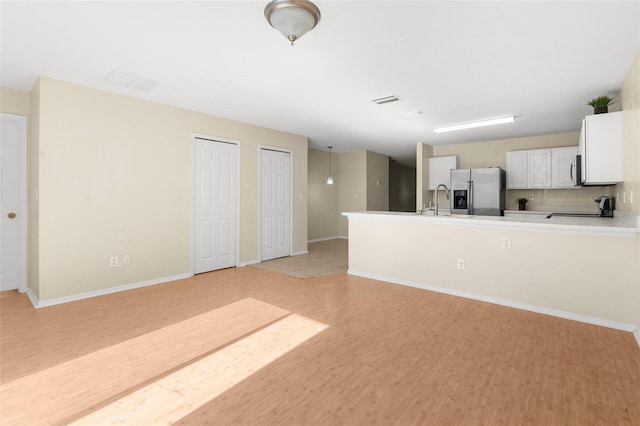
(552, 146), (578, 188)
(578, 111), (623, 185)
(506, 147), (578, 189)
(528, 149), (552, 188)
(506, 151), (528, 189)
(428, 156), (458, 190)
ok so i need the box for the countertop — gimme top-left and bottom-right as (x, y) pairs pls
(342, 210), (639, 238)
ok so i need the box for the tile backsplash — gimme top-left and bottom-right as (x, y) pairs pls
(507, 187), (614, 212)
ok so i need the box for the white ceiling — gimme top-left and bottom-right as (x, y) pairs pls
(2, 1), (639, 166)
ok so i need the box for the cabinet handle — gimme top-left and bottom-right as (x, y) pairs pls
(570, 162), (575, 181)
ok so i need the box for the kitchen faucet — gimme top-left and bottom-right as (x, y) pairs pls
(434, 184), (450, 216)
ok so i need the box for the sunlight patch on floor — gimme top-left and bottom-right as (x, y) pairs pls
(70, 314), (328, 425)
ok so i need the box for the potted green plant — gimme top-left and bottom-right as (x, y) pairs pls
(587, 95), (615, 115)
(517, 198), (528, 211)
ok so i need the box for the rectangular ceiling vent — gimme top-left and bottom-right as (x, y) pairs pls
(372, 95), (400, 105)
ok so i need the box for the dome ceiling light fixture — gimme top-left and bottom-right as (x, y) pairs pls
(264, 0), (321, 46)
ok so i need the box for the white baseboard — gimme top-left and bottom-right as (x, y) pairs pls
(291, 250), (309, 256)
(308, 236), (338, 243)
(27, 273), (192, 309)
(237, 259), (260, 267)
(348, 269), (640, 345)
(308, 236), (348, 243)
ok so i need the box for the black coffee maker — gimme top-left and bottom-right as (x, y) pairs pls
(595, 196), (614, 217)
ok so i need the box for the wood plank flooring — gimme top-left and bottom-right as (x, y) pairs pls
(1, 298), (290, 425)
(1, 266), (639, 425)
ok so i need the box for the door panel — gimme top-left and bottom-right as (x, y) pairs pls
(1, 114), (26, 292)
(261, 149), (291, 261)
(194, 138), (237, 274)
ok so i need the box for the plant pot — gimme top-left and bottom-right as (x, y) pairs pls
(518, 201), (527, 211)
(594, 106), (608, 114)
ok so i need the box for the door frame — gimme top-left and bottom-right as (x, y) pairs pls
(0, 113), (28, 293)
(190, 133), (240, 275)
(258, 146), (293, 262)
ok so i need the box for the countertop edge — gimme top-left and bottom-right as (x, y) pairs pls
(342, 211), (640, 238)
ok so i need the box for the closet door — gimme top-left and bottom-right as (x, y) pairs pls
(194, 137), (237, 274)
(260, 148), (291, 261)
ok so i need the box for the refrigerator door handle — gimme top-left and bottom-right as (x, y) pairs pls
(468, 180), (473, 214)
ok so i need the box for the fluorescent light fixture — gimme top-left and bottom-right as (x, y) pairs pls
(372, 95), (400, 105)
(433, 115), (516, 133)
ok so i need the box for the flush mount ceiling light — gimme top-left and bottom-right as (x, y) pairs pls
(433, 115), (516, 133)
(326, 146), (334, 185)
(264, 0), (321, 46)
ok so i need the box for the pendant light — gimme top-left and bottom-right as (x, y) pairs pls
(264, 0), (321, 46)
(326, 146), (334, 185)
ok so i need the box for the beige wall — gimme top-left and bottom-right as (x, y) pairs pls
(366, 151), (389, 212)
(616, 49), (640, 216)
(348, 214), (639, 328)
(307, 148), (339, 241)
(29, 77), (308, 301)
(337, 151), (367, 237)
(29, 82), (40, 297)
(416, 143), (433, 209)
(309, 149), (390, 240)
(1, 87), (30, 115)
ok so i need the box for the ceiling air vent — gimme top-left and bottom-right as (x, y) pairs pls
(102, 70), (159, 92)
(372, 95), (400, 105)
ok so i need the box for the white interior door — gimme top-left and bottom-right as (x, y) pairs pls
(1, 113), (27, 292)
(261, 148), (291, 261)
(193, 137), (238, 274)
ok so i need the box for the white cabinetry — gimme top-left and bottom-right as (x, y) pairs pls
(428, 156), (458, 190)
(552, 146), (578, 188)
(528, 149), (552, 188)
(506, 147), (578, 189)
(506, 151), (528, 189)
(578, 111), (623, 185)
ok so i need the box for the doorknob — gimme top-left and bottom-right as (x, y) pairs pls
(7, 213), (16, 219)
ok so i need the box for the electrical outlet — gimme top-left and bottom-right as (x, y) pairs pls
(457, 259), (465, 270)
(528, 194), (534, 200)
(630, 190), (634, 205)
(110, 257), (118, 267)
(502, 237), (511, 249)
(123, 256), (130, 265)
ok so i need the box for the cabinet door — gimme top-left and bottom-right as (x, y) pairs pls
(528, 149), (552, 188)
(584, 112), (623, 184)
(552, 147), (578, 188)
(428, 156), (458, 190)
(506, 151), (528, 189)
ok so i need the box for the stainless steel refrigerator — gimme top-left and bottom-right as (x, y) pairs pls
(450, 168), (506, 216)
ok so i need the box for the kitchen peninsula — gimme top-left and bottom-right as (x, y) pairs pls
(343, 211), (640, 340)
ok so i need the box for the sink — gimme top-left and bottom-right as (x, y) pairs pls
(441, 214), (476, 218)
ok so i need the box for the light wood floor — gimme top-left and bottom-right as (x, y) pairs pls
(1, 266), (639, 425)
